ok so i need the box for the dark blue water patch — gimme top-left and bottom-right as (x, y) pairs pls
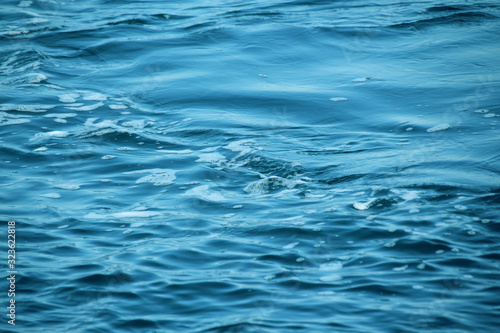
(389, 11), (499, 30)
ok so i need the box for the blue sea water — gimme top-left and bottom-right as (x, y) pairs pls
(1, 0), (500, 332)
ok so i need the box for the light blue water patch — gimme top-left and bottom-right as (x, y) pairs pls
(1, 0), (500, 332)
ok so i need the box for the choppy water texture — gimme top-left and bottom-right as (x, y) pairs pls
(1, 0), (500, 332)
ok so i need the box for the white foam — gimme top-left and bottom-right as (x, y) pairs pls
(44, 113), (77, 119)
(427, 123), (451, 133)
(384, 239), (398, 248)
(484, 113), (496, 118)
(70, 102), (104, 112)
(112, 211), (160, 218)
(8, 73), (47, 84)
(244, 176), (305, 195)
(156, 149), (193, 154)
(82, 92), (107, 101)
(85, 211), (160, 219)
(18, 0), (32, 7)
(319, 274), (342, 282)
(116, 147), (138, 151)
(31, 130), (69, 140)
(136, 173), (176, 186)
(0, 118), (30, 126)
(401, 191), (420, 201)
(40, 193), (60, 199)
(282, 242), (299, 250)
(30, 131), (69, 142)
(200, 146), (218, 152)
(330, 97), (348, 102)
(0, 104), (55, 112)
(54, 184), (80, 190)
(196, 152), (226, 163)
(474, 109), (489, 114)
(224, 139), (254, 152)
(109, 104), (128, 110)
(33, 147), (48, 152)
(353, 198), (376, 210)
(123, 169), (177, 186)
(320, 262), (343, 271)
(101, 155), (116, 160)
(58, 93), (79, 103)
(122, 120), (148, 128)
(393, 265), (408, 272)
(352, 77), (371, 82)
(183, 185), (225, 201)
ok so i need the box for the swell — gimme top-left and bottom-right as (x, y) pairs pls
(390, 11), (498, 29)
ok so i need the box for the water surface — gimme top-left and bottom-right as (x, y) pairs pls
(1, 0), (500, 332)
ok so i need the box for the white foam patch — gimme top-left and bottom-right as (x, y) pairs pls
(112, 211), (160, 218)
(201, 146), (218, 152)
(283, 242), (299, 250)
(0, 118), (30, 126)
(330, 97), (348, 102)
(85, 211), (160, 219)
(156, 149), (193, 154)
(33, 147), (48, 152)
(244, 176), (305, 195)
(183, 185), (225, 201)
(109, 104), (128, 110)
(0, 104), (55, 112)
(320, 262), (343, 271)
(101, 155), (116, 160)
(401, 191), (420, 201)
(196, 152), (226, 163)
(319, 274), (342, 282)
(122, 120), (148, 128)
(54, 184), (80, 190)
(136, 173), (176, 186)
(40, 193), (60, 199)
(353, 198), (376, 210)
(18, 0), (33, 7)
(117, 147), (137, 151)
(67, 102), (104, 111)
(123, 169), (177, 186)
(352, 77), (371, 82)
(30, 131), (69, 141)
(427, 123), (451, 133)
(44, 113), (77, 119)
(6, 73), (47, 84)
(224, 139), (255, 152)
(393, 265), (408, 272)
(58, 93), (79, 103)
(84, 118), (117, 128)
(82, 92), (107, 101)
